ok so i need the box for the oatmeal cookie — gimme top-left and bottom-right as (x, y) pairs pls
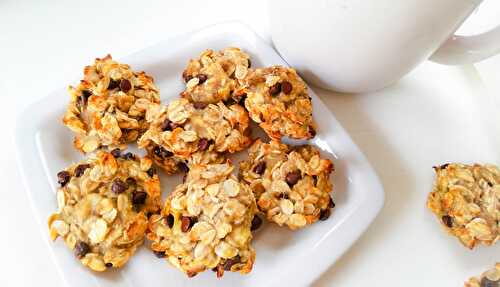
(47, 150), (161, 271)
(239, 65), (315, 140)
(181, 48), (251, 104)
(138, 98), (252, 173)
(427, 163), (500, 249)
(63, 55), (161, 153)
(239, 139), (334, 229)
(147, 162), (257, 277)
(465, 263), (500, 287)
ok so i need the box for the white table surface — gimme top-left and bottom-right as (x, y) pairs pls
(1, 1), (499, 286)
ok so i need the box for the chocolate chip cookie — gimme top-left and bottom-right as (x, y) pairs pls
(63, 55), (160, 153)
(147, 162), (257, 277)
(48, 151), (161, 271)
(427, 163), (500, 249)
(239, 66), (315, 140)
(181, 48), (251, 104)
(239, 139), (334, 229)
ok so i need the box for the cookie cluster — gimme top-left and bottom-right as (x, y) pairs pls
(49, 48), (335, 277)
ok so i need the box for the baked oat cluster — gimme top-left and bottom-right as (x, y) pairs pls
(427, 163), (500, 249)
(147, 162), (257, 277)
(50, 48), (337, 277)
(181, 48), (251, 104)
(464, 263), (500, 287)
(63, 55), (161, 153)
(138, 98), (251, 173)
(47, 150), (161, 271)
(239, 140), (334, 229)
(238, 65), (315, 140)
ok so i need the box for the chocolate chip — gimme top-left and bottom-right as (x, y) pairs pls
(198, 138), (210, 151)
(119, 79), (132, 93)
(186, 271), (198, 278)
(440, 163), (450, 169)
(487, 181), (493, 187)
(269, 83), (281, 96)
(108, 79), (120, 90)
(178, 162), (189, 173)
(193, 102), (207, 109)
(251, 215), (263, 231)
(197, 74), (208, 84)
(74, 241), (90, 259)
(161, 119), (173, 131)
(153, 146), (162, 157)
(253, 161), (266, 175)
(74, 164), (90, 177)
(153, 145), (173, 158)
(281, 81), (293, 94)
(77, 96), (86, 108)
(312, 175), (318, 185)
(181, 216), (195, 232)
(285, 170), (301, 187)
(308, 126), (316, 138)
(247, 59), (251, 68)
(147, 167), (157, 177)
(126, 177), (136, 186)
(328, 197), (336, 209)
(165, 214), (174, 228)
(81, 90), (92, 99)
(132, 191), (147, 205)
(223, 255), (241, 271)
(110, 148), (121, 158)
(214, 265), (224, 278)
(121, 152), (136, 160)
(111, 179), (127, 194)
(105, 262), (113, 268)
(441, 215), (453, 228)
(319, 208), (331, 221)
(57, 171), (71, 187)
(480, 277), (499, 287)
(153, 251), (166, 258)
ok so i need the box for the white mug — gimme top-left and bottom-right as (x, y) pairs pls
(269, 0), (500, 93)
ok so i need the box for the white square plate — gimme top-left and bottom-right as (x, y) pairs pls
(15, 22), (384, 287)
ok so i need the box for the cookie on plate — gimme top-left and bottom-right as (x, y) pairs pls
(181, 47), (251, 104)
(47, 150), (161, 271)
(138, 98), (252, 174)
(239, 65), (315, 140)
(464, 263), (500, 287)
(63, 55), (160, 153)
(239, 139), (334, 229)
(147, 162), (257, 277)
(427, 163), (500, 249)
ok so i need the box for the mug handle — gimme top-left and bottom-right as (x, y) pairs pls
(430, 23), (500, 65)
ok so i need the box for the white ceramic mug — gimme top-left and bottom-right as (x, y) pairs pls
(269, 0), (500, 93)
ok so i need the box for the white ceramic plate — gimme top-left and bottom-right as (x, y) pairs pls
(15, 22), (384, 287)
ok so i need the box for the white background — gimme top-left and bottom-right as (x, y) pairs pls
(1, 0), (499, 286)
